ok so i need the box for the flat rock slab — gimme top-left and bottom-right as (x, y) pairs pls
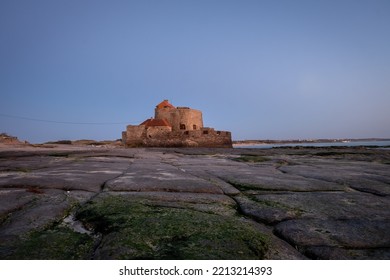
(0, 188), (71, 258)
(209, 165), (347, 192)
(275, 218), (390, 248)
(101, 191), (238, 216)
(274, 219), (390, 259)
(235, 195), (302, 224)
(245, 192), (390, 222)
(302, 246), (390, 260)
(105, 160), (223, 194)
(0, 156), (131, 192)
(278, 160), (390, 196)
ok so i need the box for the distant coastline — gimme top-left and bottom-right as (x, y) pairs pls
(233, 138), (390, 149)
(3, 132), (390, 149)
(233, 138), (390, 145)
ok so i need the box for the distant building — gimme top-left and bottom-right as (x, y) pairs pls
(122, 100), (232, 148)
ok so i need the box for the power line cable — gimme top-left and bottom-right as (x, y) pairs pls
(0, 113), (141, 125)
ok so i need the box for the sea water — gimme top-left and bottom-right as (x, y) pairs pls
(233, 140), (390, 149)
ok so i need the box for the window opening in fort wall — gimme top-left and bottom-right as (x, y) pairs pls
(122, 100), (232, 148)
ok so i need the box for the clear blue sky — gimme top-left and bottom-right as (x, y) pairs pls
(1, 0), (389, 143)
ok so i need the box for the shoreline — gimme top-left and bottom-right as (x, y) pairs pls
(233, 138), (390, 145)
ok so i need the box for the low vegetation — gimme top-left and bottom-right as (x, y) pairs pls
(3, 226), (94, 259)
(76, 195), (269, 259)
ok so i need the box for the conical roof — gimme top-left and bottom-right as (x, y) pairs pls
(156, 100), (175, 109)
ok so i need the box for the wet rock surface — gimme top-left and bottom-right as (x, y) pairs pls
(0, 145), (389, 259)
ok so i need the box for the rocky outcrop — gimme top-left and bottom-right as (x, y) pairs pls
(0, 146), (389, 259)
(0, 133), (26, 146)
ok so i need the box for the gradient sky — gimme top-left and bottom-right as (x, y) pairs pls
(1, 0), (389, 143)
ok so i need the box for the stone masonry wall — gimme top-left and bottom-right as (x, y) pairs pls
(155, 107), (203, 132)
(123, 125), (146, 147)
(145, 126), (172, 139)
(123, 126), (232, 148)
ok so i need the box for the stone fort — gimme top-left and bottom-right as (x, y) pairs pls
(122, 100), (232, 148)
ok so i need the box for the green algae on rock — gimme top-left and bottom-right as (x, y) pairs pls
(3, 226), (94, 260)
(76, 195), (269, 259)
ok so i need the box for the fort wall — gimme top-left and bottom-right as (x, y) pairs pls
(123, 125), (146, 147)
(122, 100), (232, 148)
(123, 127), (232, 148)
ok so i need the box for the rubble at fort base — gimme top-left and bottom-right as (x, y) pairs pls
(122, 100), (232, 148)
